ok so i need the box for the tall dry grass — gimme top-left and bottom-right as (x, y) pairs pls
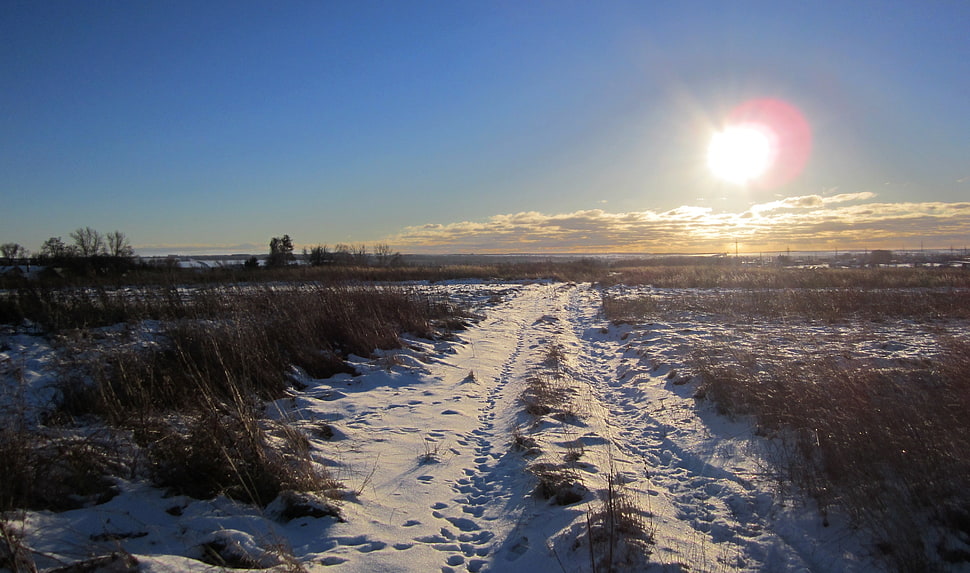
(604, 287), (970, 322)
(605, 282), (970, 570)
(2, 283), (465, 512)
(584, 473), (654, 573)
(689, 338), (970, 571)
(602, 265), (970, 289)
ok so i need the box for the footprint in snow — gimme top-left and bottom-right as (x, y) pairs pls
(445, 516), (480, 532)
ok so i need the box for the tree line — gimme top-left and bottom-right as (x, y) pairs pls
(260, 235), (401, 268)
(2, 227), (134, 263)
(2, 230), (402, 278)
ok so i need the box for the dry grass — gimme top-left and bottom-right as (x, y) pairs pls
(528, 461), (587, 506)
(51, 284), (461, 423)
(0, 519), (37, 573)
(604, 288), (970, 323)
(3, 283), (466, 514)
(689, 337), (970, 571)
(583, 473), (654, 573)
(604, 275), (970, 570)
(0, 423), (123, 513)
(602, 265), (970, 289)
(520, 372), (578, 422)
(143, 403), (339, 507)
(509, 424), (540, 455)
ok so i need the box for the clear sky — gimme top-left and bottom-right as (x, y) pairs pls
(3, 1), (969, 255)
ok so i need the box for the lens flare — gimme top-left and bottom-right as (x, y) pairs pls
(707, 98), (812, 188)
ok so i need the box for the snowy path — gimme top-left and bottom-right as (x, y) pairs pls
(312, 282), (587, 572)
(314, 282), (869, 572)
(4, 281), (877, 572)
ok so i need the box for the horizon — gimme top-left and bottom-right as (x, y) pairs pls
(117, 246), (970, 260)
(4, 2), (969, 255)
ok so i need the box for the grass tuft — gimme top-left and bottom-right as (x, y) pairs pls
(529, 462), (587, 506)
(583, 473), (654, 573)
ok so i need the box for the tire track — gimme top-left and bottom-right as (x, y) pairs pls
(561, 283), (820, 572)
(411, 284), (558, 572)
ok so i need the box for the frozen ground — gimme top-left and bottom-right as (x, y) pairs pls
(4, 281), (957, 572)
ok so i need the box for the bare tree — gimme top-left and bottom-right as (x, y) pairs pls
(373, 242), (391, 266)
(1, 243), (27, 262)
(70, 227), (105, 257)
(39, 236), (75, 259)
(350, 243), (368, 265)
(105, 230), (134, 258)
(333, 243), (352, 265)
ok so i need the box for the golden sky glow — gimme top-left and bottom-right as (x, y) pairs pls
(389, 193), (970, 254)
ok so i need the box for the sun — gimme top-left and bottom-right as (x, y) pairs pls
(707, 123), (777, 185)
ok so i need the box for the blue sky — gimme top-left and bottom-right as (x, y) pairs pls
(3, 1), (969, 255)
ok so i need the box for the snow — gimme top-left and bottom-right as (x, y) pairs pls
(4, 281), (957, 571)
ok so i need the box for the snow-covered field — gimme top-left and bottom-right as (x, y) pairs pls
(2, 281), (963, 572)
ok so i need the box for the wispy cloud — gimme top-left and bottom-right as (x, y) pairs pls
(748, 192), (877, 215)
(389, 194), (970, 253)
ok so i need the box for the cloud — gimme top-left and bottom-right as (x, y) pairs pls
(748, 191), (876, 215)
(388, 195), (970, 253)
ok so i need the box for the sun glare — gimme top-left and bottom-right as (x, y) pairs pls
(706, 98), (812, 188)
(707, 124), (776, 185)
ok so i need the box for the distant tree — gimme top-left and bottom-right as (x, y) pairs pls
(70, 227), (106, 257)
(267, 234), (295, 267)
(332, 243), (352, 265)
(105, 230), (135, 258)
(372, 242), (403, 267)
(38, 236), (76, 260)
(305, 244), (331, 266)
(244, 256), (260, 269)
(373, 242), (391, 266)
(330, 243), (368, 266)
(1, 243), (27, 262)
(350, 243), (368, 265)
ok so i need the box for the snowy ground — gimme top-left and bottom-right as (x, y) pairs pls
(5, 281), (958, 572)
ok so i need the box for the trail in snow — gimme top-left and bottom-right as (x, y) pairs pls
(2, 281), (884, 572)
(556, 284), (871, 572)
(311, 282), (584, 572)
